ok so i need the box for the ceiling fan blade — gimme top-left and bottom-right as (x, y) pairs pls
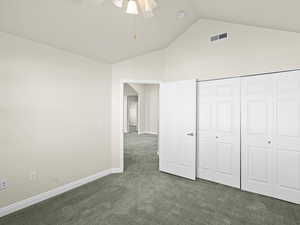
(137, 0), (157, 18)
(112, 0), (123, 8)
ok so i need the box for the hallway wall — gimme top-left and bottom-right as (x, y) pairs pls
(143, 84), (159, 135)
(123, 84), (138, 133)
(127, 96), (138, 127)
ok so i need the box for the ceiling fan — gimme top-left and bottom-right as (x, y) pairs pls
(73, 0), (157, 18)
(112, 0), (158, 18)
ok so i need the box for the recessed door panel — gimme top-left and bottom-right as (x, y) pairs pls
(247, 82), (267, 94)
(217, 86), (233, 97)
(277, 150), (300, 190)
(216, 101), (232, 132)
(198, 78), (240, 188)
(247, 101), (268, 135)
(199, 103), (212, 131)
(248, 146), (269, 183)
(277, 101), (300, 137)
(198, 140), (212, 170)
(216, 142), (233, 175)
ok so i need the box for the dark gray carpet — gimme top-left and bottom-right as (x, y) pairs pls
(1, 132), (300, 225)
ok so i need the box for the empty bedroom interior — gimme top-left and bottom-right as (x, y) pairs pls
(0, 0), (300, 225)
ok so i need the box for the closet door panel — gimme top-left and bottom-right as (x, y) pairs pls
(198, 83), (216, 180)
(274, 71), (300, 204)
(198, 79), (240, 188)
(241, 75), (275, 195)
(242, 71), (300, 204)
(214, 79), (241, 187)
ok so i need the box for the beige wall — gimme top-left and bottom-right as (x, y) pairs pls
(111, 50), (165, 169)
(0, 32), (112, 208)
(165, 19), (300, 81)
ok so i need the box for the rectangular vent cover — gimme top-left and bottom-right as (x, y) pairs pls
(210, 33), (228, 42)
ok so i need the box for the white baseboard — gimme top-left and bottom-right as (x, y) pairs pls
(111, 168), (123, 174)
(138, 131), (158, 135)
(0, 168), (114, 218)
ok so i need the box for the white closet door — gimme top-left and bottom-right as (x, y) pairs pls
(198, 78), (241, 188)
(241, 75), (275, 196)
(159, 80), (197, 180)
(242, 71), (300, 204)
(197, 81), (215, 182)
(274, 71), (300, 204)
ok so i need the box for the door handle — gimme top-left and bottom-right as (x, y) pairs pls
(187, 132), (194, 136)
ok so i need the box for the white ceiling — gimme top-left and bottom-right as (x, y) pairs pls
(192, 0), (300, 34)
(0, 0), (299, 63)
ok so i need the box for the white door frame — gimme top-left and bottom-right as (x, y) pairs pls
(120, 80), (162, 172)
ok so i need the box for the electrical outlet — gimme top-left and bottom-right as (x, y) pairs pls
(29, 171), (37, 181)
(0, 179), (8, 190)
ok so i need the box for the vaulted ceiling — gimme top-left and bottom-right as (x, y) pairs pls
(0, 0), (299, 63)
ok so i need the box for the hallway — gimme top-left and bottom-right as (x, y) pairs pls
(124, 132), (158, 173)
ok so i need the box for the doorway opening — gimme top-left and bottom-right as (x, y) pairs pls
(122, 82), (160, 172)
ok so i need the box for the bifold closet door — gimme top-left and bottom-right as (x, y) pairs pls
(159, 80), (197, 180)
(198, 79), (241, 188)
(241, 71), (300, 204)
(241, 75), (274, 196)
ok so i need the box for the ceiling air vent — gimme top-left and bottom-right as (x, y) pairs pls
(210, 33), (228, 42)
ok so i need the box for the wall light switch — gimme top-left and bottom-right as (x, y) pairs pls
(29, 171), (38, 181)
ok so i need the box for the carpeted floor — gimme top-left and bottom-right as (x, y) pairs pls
(1, 132), (300, 225)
